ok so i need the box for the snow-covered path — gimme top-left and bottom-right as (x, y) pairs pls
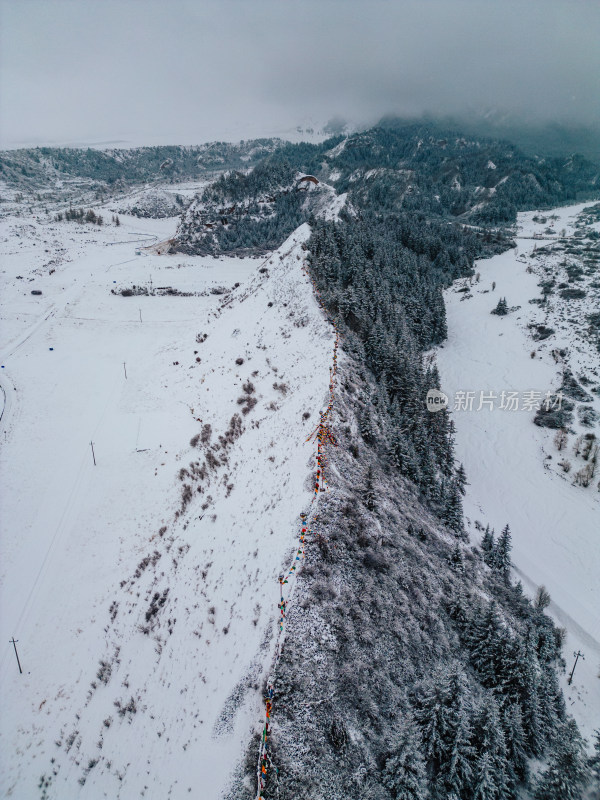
(0, 205), (334, 797)
(436, 202), (600, 741)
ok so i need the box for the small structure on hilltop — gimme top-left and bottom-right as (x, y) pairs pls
(296, 175), (319, 190)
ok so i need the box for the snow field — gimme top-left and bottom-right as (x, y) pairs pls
(435, 202), (600, 742)
(0, 204), (335, 798)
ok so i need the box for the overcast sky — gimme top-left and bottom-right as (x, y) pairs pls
(1, 0), (599, 148)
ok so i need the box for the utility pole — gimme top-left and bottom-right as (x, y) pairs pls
(90, 440), (96, 466)
(10, 638), (22, 674)
(139, 308), (142, 323)
(568, 650), (584, 685)
(123, 362), (127, 379)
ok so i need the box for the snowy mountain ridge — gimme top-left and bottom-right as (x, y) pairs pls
(1, 126), (599, 799)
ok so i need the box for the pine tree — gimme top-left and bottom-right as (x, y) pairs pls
(469, 603), (502, 688)
(448, 543), (464, 573)
(481, 526), (495, 566)
(443, 481), (464, 534)
(473, 694), (509, 797)
(447, 591), (471, 636)
(413, 663), (475, 788)
(534, 718), (590, 800)
(445, 708), (476, 796)
(520, 632), (544, 757)
(391, 432), (421, 485)
(492, 297), (508, 316)
(494, 525), (512, 581)
(502, 703), (529, 786)
(455, 463), (468, 496)
(537, 665), (565, 747)
(589, 729), (600, 797)
(382, 715), (429, 800)
(359, 404), (375, 445)
(364, 466), (376, 511)
(473, 752), (499, 800)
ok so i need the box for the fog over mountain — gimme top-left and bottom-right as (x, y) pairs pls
(1, 0), (598, 149)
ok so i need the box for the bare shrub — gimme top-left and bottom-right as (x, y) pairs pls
(145, 589), (169, 622)
(554, 428), (568, 451)
(114, 697), (137, 717)
(96, 661), (112, 684)
(200, 423), (212, 444)
(205, 451), (221, 470)
(573, 462), (595, 487)
(242, 396), (257, 415)
(180, 483), (193, 509)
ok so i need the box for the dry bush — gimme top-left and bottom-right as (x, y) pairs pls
(200, 423), (212, 444)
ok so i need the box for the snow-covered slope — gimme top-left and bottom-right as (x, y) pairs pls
(0, 203), (336, 797)
(435, 202), (600, 741)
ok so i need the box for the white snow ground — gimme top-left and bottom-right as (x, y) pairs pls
(0, 201), (335, 797)
(435, 202), (600, 742)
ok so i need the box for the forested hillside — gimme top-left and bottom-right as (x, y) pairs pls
(235, 362), (587, 800)
(3, 122), (597, 799)
(332, 120), (599, 225)
(173, 120), (599, 260)
(0, 139), (282, 194)
(216, 125), (599, 799)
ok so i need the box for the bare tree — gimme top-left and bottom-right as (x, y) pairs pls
(554, 429), (568, 451)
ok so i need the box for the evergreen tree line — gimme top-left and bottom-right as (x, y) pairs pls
(307, 212), (466, 529)
(387, 664), (592, 800)
(328, 122), (599, 226)
(192, 188), (307, 255)
(254, 364), (598, 799)
(202, 159), (299, 205)
(174, 120), (599, 256)
(55, 207), (103, 225)
(298, 201), (597, 800)
(0, 140), (282, 187)
(200, 126), (600, 799)
(480, 524), (512, 579)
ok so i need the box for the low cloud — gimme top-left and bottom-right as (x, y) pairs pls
(1, 0), (598, 147)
